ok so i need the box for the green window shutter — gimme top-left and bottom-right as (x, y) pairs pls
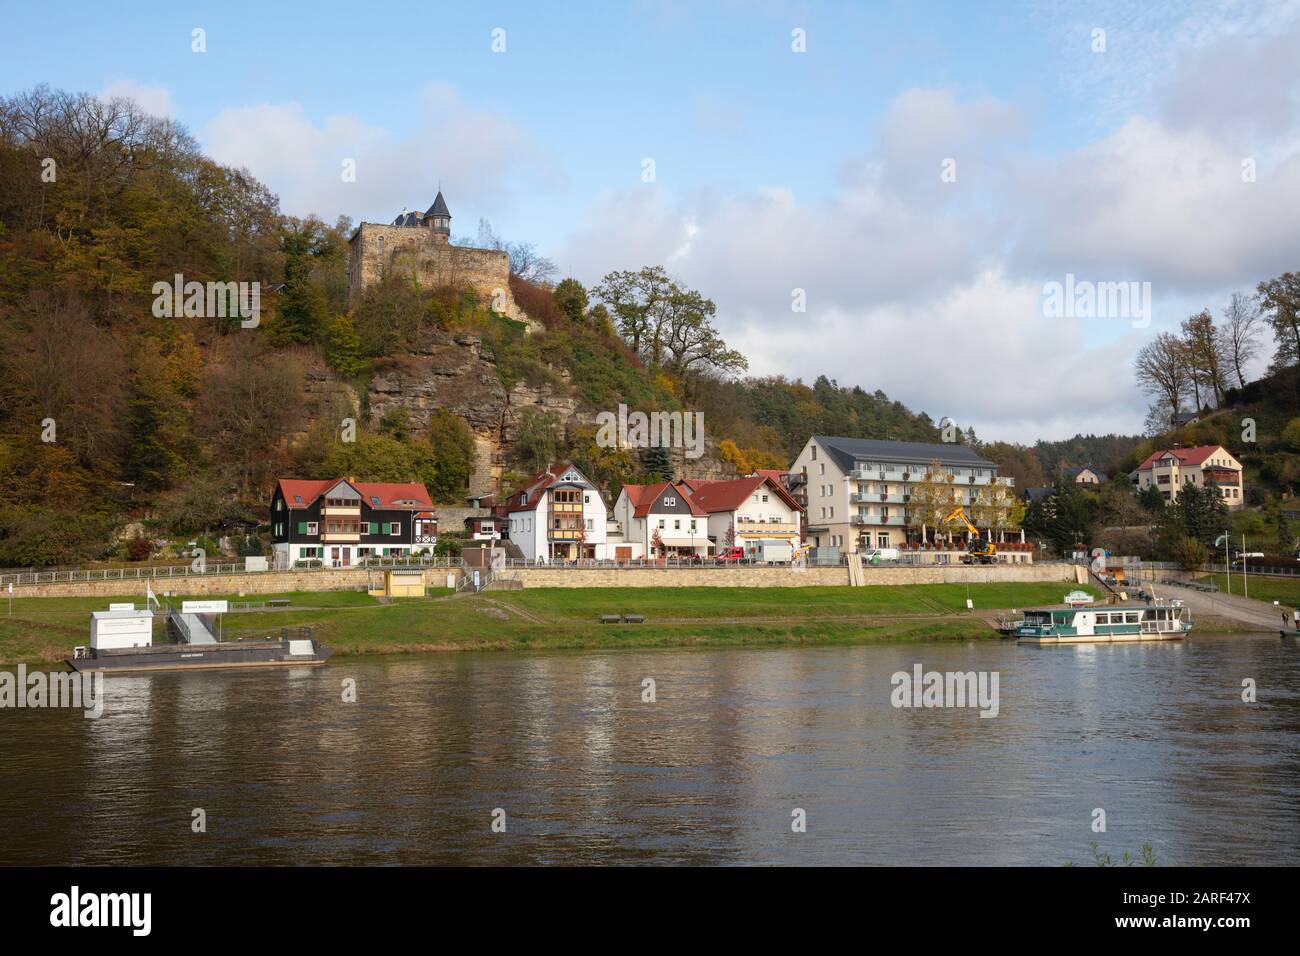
(297, 522), (308, 534)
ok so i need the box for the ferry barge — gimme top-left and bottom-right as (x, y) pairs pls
(1015, 600), (1191, 644)
(66, 599), (331, 673)
(68, 631), (332, 673)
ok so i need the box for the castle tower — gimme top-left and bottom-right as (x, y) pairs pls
(426, 191), (451, 242)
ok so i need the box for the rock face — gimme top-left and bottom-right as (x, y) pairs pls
(299, 326), (737, 497)
(364, 328), (578, 495)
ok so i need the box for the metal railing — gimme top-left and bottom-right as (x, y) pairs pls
(0, 554), (461, 587)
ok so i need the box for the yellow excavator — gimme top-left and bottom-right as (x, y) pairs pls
(942, 507), (997, 564)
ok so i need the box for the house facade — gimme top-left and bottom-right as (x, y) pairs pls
(1064, 466), (1107, 485)
(270, 478), (437, 568)
(1134, 445), (1244, 509)
(504, 463), (610, 561)
(611, 475), (804, 561)
(789, 435), (1018, 553)
(611, 481), (713, 560)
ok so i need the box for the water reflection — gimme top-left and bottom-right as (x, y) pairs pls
(1, 633), (1297, 865)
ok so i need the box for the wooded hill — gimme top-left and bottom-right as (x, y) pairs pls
(0, 86), (950, 567)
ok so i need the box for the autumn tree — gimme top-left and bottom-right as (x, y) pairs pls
(1257, 271), (1300, 370)
(1180, 309), (1228, 409)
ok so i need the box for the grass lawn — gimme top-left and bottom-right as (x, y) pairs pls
(0, 581), (1096, 664)
(1202, 573), (1300, 607)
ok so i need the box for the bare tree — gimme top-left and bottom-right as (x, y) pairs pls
(1134, 333), (1189, 419)
(1222, 291), (1264, 389)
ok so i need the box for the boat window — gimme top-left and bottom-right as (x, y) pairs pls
(1096, 613), (1110, 624)
(1126, 612), (1140, 623)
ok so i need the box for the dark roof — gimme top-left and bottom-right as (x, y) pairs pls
(426, 191), (450, 218)
(1024, 486), (1056, 502)
(812, 435), (995, 473)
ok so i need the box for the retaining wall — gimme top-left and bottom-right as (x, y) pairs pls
(10, 561), (1079, 599)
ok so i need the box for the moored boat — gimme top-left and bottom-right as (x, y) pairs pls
(1015, 600), (1191, 644)
(68, 631), (332, 673)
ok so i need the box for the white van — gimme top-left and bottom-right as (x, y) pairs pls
(861, 548), (900, 565)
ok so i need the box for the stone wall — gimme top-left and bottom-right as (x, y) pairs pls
(8, 568), (449, 600)
(347, 224), (540, 331)
(8, 561), (1077, 599)
(506, 562), (1076, 589)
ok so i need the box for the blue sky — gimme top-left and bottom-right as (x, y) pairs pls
(5, 0), (1299, 441)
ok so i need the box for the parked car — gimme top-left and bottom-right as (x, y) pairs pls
(715, 547), (745, 564)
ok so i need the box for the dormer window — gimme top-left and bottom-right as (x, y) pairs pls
(664, 496), (676, 507)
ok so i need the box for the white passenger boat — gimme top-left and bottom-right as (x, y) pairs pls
(1015, 600), (1192, 644)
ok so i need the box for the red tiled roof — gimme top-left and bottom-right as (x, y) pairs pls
(1136, 445), (1232, 471)
(622, 481), (709, 517)
(276, 478), (433, 510)
(688, 475), (802, 514)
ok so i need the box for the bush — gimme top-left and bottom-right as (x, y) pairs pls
(126, 535), (152, 561)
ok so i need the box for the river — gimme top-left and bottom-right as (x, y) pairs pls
(2, 633), (1298, 865)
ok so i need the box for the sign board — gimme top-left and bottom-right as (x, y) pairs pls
(109, 603), (136, 611)
(181, 600), (228, 614)
(244, 556), (268, 572)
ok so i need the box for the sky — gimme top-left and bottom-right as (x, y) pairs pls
(4, 0), (1300, 442)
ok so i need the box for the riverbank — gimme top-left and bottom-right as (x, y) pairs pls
(0, 582), (1096, 664)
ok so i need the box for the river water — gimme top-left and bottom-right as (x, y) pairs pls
(2, 633), (1298, 865)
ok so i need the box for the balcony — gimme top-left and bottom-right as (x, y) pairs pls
(852, 514), (899, 526)
(321, 504), (361, 517)
(321, 531), (361, 543)
(736, 519), (799, 534)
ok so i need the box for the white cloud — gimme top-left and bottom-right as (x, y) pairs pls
(197, 85), (560, 223)
(100, 80), (176, 118)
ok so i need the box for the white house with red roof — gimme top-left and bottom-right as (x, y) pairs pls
(270, 477), (437, 568)
(503, 463), (610, 562)
(612, 474), (803, 561)
(1133, 445), (1244, 509)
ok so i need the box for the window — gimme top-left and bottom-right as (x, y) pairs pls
(761, 494), (769, 502)
(360, 522), (370, 534)
(306, 522), (318, 535)
(664, 496), (676, 506)
(276, 499), (283, 511)
(811, 447), (817, 460)
(674, 520), (681, 530)
(690, 520), (697, 531)
(819, 463), (825, 475)
(391, 523), (401, 536)
(658, 519), (665, 529)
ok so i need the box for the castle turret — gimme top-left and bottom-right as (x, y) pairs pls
(425, 191), (451, 241)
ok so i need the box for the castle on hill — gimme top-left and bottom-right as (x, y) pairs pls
(346, 190), (535, 329)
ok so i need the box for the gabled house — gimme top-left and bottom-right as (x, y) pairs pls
(504, 463), (610, 562)
(271, 477), (436, 568)
(1063, 465), (1107, 485)
(683, 475), (803, 561)
(1133, 445), (1244, 509)
(611, 480), (711, 559)
(611, 474), (804, 561)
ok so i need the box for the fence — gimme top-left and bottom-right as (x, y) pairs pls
(0, 554), (461, 588)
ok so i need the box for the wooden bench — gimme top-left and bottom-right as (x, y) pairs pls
(267, 598), (291, 608)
